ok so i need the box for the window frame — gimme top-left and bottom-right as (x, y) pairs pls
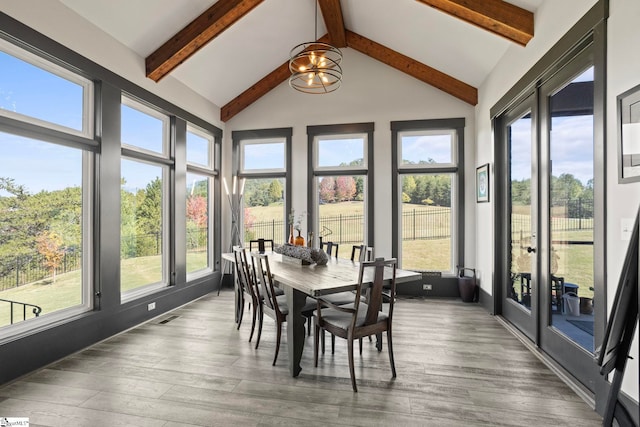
(398, 129), (457, 168)
(232, 128), (292, 244)
(119, 95), (172, 302)
(0, 38), (94, 138)
(185, 123), (216, 279)
(391, 118), (465, 275)
(0, 43), (96, 340)
(308, 123), (375, 248)
(239, 138), (287, 175)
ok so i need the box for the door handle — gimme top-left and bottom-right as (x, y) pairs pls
(527, 246), (536, 253)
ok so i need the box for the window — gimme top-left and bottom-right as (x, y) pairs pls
(186, 124), (215, 276)
(0, 39), (93, 136)
(121, 98), (166, 155)
(0, 42), (94, 335)
(308, 123), (374, 257)
(233, 129), (291, 246)
(120, 96), (170, 299)
(392, 119), (465, 274)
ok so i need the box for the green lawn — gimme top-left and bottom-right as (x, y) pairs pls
(1, 201), (595, 328)
(0, 252), (209, 328)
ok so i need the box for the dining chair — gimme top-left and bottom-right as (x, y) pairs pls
(251, 252), (314, 365)
(233, 246), (260, 342)
(249, 238), (274, 253)
(307, 241), (363, 341)
(350, 244), (374, 262)
(313, 257), (398, 392)
(322, 241), (339, 258)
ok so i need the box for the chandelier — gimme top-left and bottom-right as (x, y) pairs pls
(289, 2), (343, 94)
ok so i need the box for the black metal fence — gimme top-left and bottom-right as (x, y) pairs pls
(0, 251), (81, 291)
(511, 199), (594, 241)
(401, 208), (451, 240)
(244, 219), (286, 245)
(1, 201), (594, 292)
(245, 209), (452, 245)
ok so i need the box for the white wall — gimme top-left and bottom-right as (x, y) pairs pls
(477, 0), (639, 402)
(1, 0), (220, 127)
(606, 0), (640, 403)
(225, 48), (476, 265)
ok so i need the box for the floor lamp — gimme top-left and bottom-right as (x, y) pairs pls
(218, 176), (244, 296)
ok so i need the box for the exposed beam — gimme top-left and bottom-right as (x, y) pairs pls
(416, 0), (534, 46)
(146, 0), (264, 82)
(221, 35), (332, 122)
(318, 0), (347, 48)
(346, 30), (477, 105)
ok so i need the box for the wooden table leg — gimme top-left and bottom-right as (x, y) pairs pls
(285, 286), (306, 377)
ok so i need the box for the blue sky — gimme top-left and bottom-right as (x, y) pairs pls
(0, 50), (83, 131)
(243, 141), (285, 170)
(317, 138), (363, 167)
(510, 67), (595, 185)
(401, 133), (452, 164)
(0, 48), (595, 195)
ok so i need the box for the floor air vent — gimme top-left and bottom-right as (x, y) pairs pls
(158, 315), (179, 324)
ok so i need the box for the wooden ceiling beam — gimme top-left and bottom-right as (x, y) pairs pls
(346, 30), (477, 105)
(415, 0), (534, 46)
(318, 0), (347, 48)
(221, 35), (332, 122)
(146, 0), (264, 82)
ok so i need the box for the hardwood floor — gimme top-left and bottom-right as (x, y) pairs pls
(0, 290), (602, 426)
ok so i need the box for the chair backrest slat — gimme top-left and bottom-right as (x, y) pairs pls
(251, 253), (281, 313)
(323, 241), (339, 258)
(351, 244), (374, 262)
(249, 238), (274, 252)
(234, 246), (258, 301)
(358, 257), (397, 326)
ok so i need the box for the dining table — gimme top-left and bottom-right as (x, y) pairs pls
(221, 251), (422, 377)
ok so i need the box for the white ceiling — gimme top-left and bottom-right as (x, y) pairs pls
(58, 0), (545, 109)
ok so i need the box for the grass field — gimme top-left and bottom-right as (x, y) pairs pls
(0, 252), (208, 329)
(1, 201), (595, 328)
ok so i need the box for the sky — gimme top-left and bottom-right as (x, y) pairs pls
(0, 46), (595, 196)
(510, 67), (595, 186)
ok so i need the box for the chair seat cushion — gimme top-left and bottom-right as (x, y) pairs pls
(314, 302), (387, 331)
(274, 294), (289, 315)
(260, 284), (284, 298)
(274, 295), (316, 316)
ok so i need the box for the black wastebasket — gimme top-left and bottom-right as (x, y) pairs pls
(457, 266), (478, 303)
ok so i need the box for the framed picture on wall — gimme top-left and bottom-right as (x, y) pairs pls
(618, 83), (640, 183)
(476, 163), (490, 203)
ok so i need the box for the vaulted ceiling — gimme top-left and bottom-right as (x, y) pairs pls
(59, 0), (543, 122)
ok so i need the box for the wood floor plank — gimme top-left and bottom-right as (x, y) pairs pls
(0, 290), (601, 426)
(0, 398), (164, 427)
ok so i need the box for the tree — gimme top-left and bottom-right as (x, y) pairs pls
(551, 173), (583, 205)
(36, 231), (65, 283)
(403, 176), (417, 199)
(354, 176), (364, 200)
(268, 180), (283, 202)
(319, 177), (336, 203)
(335, 176), (356, 202)
(187, 195), (207, 227)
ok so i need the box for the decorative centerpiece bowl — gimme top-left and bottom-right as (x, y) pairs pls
(274, 244), (329, 266)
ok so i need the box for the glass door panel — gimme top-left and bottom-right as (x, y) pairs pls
(547, 67), (595, 353)
(509, 114), (534, 311)
(500, 94), (538, 341)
